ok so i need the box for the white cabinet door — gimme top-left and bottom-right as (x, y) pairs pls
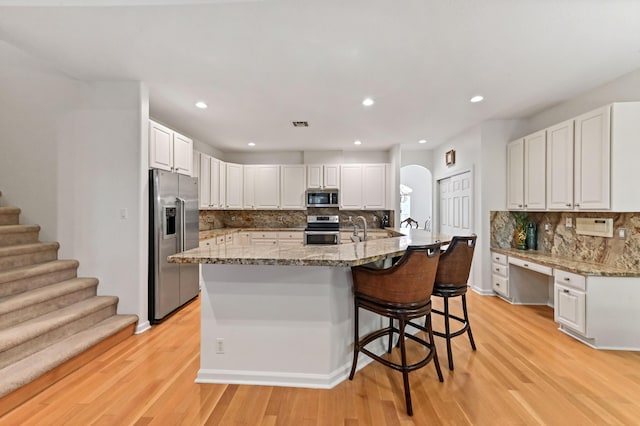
(225, 163), (243, 209)
(149, 121), (173, 172)
(306, 165), (323, 189)
(172, 132), (193, 176)
(574, 105), (610, 210)
(340, 165), (363, 209)
(281, 165), (306, 209)
(362, 164), (386, 209)
(547, 119), (575, 210)
(243, 165), (256, 209)
(323, 164), (340, 188)
(523, 130), (546, 210)
(555, 283), (586, 334)
(210, 158), (221, 208)
(254, 165), (280, 209)
(199, 153), (211, 208)
(507, 139), (524, 210)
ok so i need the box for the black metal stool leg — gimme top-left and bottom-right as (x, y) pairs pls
(443, 296), (454, 370)
(426, 313), (444, 382)
(398, 319), (413, 416)
(349, 299), (360, 380)
(387, 317), (394, 354)
(462, 294), (476, 350)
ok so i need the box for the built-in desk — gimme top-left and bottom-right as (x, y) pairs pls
(490, 248), (640, 351)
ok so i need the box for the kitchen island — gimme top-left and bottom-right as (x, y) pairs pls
(169, 230), (448, 388)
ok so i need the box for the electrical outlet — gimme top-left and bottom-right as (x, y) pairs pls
(565, 217), (573, 228)
(618, 228), (627, 240)
(216, 338), (224, 354)
(544, 223), (551, 231)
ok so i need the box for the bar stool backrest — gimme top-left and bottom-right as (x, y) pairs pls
(351, 244), (440, 304)
(434, 235), (477, 288)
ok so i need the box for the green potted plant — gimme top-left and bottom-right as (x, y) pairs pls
(512, 212), (528, 250)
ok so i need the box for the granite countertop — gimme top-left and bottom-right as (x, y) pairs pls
(172, 230), (450, 267)
(491, 247), (640, 277)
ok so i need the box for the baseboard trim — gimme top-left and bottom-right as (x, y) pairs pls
(0, 323), (136, 417)
(471, 286), (495, 296)
(135, 320), (151, 334)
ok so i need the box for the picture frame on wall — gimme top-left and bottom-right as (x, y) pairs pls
(445, 149), (456, 166)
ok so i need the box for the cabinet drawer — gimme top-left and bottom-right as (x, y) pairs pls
(277, 231), (303, 240)
(508, 257), (553, 276)
(554, 269), (586, 291)
(492, 263), (508, 277)
(492, 275), (509, 298)
(252, 232), (278, 239)
(492, 252), (508, 266)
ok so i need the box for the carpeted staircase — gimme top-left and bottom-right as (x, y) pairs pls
(0, 191), (138, 416)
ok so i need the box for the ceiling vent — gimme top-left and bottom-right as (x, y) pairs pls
(292, 121), (309, 127)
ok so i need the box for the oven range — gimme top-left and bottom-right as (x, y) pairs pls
(304, 215), (340, 245)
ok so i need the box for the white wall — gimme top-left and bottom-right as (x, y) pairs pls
(0, 42), (148, 329)
(225, 151), (304, 165)
(526, 69), (640, 132)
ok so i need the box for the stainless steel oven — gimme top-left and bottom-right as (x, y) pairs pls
(304, 215), (340, 245)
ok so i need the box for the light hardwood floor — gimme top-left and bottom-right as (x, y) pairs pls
(3, 290), (640, 425)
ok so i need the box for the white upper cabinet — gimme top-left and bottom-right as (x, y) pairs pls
(506, 139), (525, 210)
(362, 164), (387, 209)
(546, 119), (575, 210)
(199, 153), (212, 208)
(340, 164), (387, 210)
(281, 165), (307, 209)
(306, 164), (340, 189)
(523, 130), (546, 210)
(255, 165), (281, 209)
(243, 165), (256, 209)
(149, 120), (193, 176)
(225, 162), (243, 209)
(507, 132), (546, 210)
(574, 105), (610, 210)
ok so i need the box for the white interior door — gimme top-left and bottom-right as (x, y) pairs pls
(438, 171), (473, 237)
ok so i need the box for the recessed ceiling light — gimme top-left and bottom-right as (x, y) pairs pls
(195, 101), (208, 109)
(248, 142), (256, 147)
(362, 98), (375, 107)
(470, 95), (484, 103)
(354, 140), (362, 145)
(418, 139), (427, 144)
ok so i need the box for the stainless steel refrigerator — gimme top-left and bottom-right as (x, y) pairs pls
(149, 169), (199, 323)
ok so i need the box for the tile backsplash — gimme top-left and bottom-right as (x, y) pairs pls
(199, 209), (393, 231)
(490, 211), (640, 269)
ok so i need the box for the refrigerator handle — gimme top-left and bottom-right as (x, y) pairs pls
(177, 197), (186, 252)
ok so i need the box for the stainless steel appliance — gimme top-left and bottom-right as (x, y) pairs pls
(306, 189), (339, 208)
(304, 215), (340, 245)
(149, 169), (199, 323)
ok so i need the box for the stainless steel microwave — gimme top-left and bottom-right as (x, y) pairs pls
(306, 190), (339, 208)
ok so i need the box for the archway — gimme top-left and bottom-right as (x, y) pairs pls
(400, 165), (432, 230)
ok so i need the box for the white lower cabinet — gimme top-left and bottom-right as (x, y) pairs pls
(491, 252), (509, 298)
(554, 270), (587, 335)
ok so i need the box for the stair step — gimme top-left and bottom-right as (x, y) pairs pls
(0, 242), (59, 270)
(0, 225), (40, 247)
(0, 278), (98, 329)
(0, 296), (119, 370)
(0, 314), (137, 400)
(0, 207), (20, 226)
(0, 259), (79, 298)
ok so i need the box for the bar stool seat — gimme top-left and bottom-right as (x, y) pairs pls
(348, 244), (443, 416)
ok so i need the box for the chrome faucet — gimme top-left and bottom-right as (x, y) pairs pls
(354, 216), (368, 241)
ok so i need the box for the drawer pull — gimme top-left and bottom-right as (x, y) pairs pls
(563, 289), (570, 293)
(495, 268), (499, 271)
(524, 263), (529, 267)
(564, 277), (570, 281)
(495, 257), (499, 261)
(495, 283), (500, 286)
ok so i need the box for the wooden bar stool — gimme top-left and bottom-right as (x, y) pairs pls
(429, 235), (477, 370)
(348, 244), (444, 416)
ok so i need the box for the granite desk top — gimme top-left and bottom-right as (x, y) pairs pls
(491, 247), (640, 277)
(171, 230), (450, 267)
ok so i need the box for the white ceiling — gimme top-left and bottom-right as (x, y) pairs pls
(1, 0), (639, 152)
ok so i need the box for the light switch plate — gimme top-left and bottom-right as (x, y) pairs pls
(565, 217), (573, 228)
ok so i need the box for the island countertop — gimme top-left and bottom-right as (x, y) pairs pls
(169, 229), (450, 267)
